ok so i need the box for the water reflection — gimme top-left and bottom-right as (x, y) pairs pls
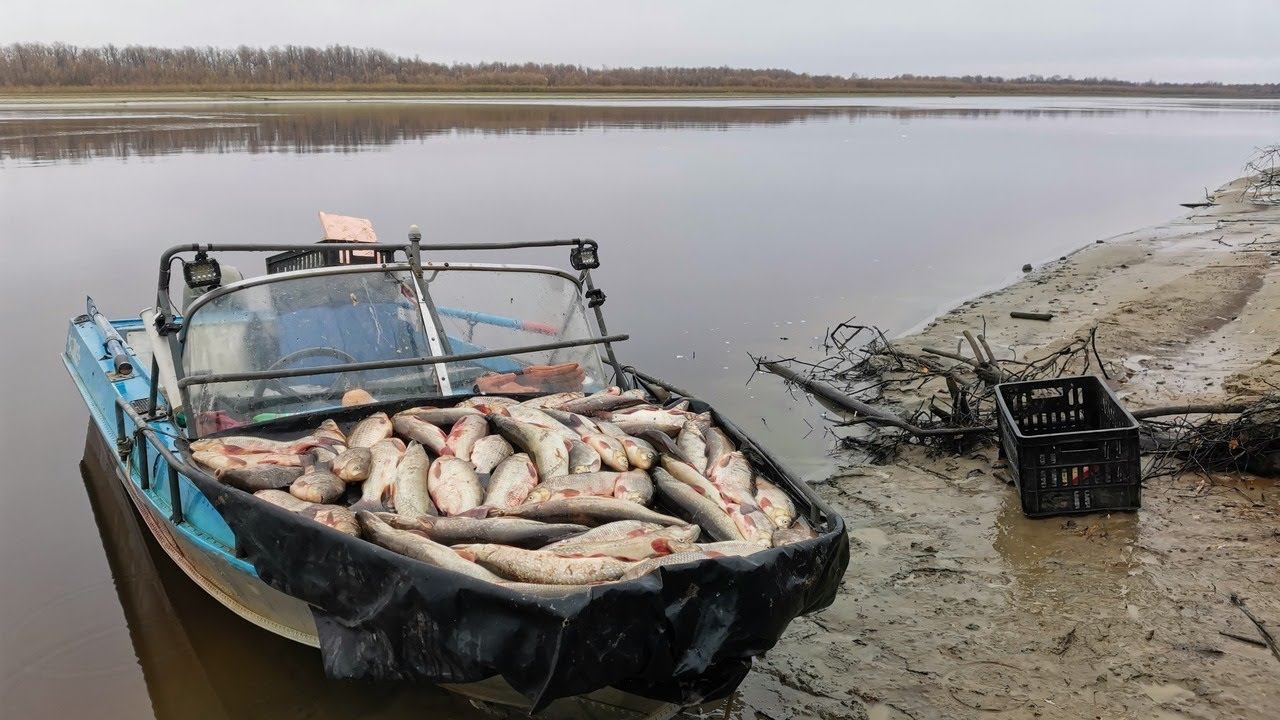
(79, 426), (485, 719)
(79, 427), (734, 719)
(11, 94), (1280, 719)
(0, 101), (1124, 164)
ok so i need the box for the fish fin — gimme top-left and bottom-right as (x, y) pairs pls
(638, 430), (691, 463)
(349, 499), (386, 513)
(456, 506), (491, 519)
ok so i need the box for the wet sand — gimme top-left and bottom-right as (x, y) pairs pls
(749, 179), (1280, 719)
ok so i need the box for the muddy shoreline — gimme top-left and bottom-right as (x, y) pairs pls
(745, 179), (1280, 719)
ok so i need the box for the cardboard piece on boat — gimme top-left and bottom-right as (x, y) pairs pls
(319, 212), (377, 257)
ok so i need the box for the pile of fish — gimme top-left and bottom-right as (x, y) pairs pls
(190, 387), (818, 590)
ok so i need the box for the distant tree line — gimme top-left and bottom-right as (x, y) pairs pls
(2, 43), (1276, 97)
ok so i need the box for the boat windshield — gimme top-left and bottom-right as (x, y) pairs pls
(181, 266), (608, 433)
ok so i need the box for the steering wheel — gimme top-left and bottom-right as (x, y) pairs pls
(252, 347), (359, 405)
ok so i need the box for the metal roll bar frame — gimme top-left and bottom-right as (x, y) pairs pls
(149, 235), (625, 438)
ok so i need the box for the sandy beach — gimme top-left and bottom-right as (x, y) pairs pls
(748, 179), (1280, 719)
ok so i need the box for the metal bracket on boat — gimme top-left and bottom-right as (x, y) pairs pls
(577, 267), (627, 388)
(406, 224), (455, 396)
(113, 401), (134, 461)
(153, 312), (182, 336)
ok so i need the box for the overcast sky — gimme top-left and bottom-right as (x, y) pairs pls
(5, 0), (1279, 83)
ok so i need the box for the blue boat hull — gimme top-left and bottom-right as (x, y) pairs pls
(63, 314), (322, 644)
(63, 314), (688, 717)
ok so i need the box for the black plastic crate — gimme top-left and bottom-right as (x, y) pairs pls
(266, 246), (398, 274)
(995, 375), (1140, 517)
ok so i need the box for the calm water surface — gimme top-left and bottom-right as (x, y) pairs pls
(1, 95), (1277, 718)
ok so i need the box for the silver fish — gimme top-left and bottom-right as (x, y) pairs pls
(527, 470), (653, 504)
(189, 420), (345, 455)
(289, 464), (344, 504)
(314, 418), (348, 448)
(652, 468), (743, 542)
(603, 408), (687, 436)
(496, 496), (688, 527)
(483, 453), (539, 509)
(308, 506), (361, 536)
(427, 456), (483, 516)
(356, 512), (503, 582)
(391, 413), (450, 455)
(491, 416), (568, 479)
(581, 432), (629, 471)
(677, 420), (709, 474)
(455, 544), (636, 585)
(565, 438), (601, 474)
(557, 388), (647, 415)
(214, 464), (304, 491)
(193, 450), (301, 473)
(541, 408), (600, 436)
(496, 582), (594, 597)
(457, 395), (518, 408)
(393, 441), (436, 518)
(660, 456), (731, 511)
(542, 520), (661, 551)
(348, 412), (393, 448)
(506, 405), (578, 440)
(519, 392), (584, 409)
(707, 451), (757, 507)
(753, 476), (796, 529)
(772, 517), (818, 546)
(254, 490), (359, 536)
(690, 541), (769, 558)
(594, 420), (626, 438)
(464, 400), (514, 416)
(620, 551), (711, 581)
(312, 446), (339, 466)
(350, 437), (404, 512)
(470, 434), (515, 474)
(547, 524), (700, 561)
(332, 447), (372, 483)
(253, 488), (311, 512)
(375, 512), (587, 548)
(619, 434), (657, 470)
(445, 415), (489, 462)
(402, 405), (482, 426)
(727, 504), (774, 545)
(704, 427), (736, 468)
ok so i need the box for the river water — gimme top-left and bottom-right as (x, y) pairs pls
(1, 95), (1277, 718)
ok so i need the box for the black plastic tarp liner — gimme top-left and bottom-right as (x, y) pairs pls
(187, 393), (849, 711)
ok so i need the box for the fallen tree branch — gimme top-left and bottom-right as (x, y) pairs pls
(1230, 593), (1280, 663)
(758, 359), (994, 437)
(1132, 402), (1252, 419)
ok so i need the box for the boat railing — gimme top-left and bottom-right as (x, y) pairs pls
(114, 394), (207, 525)
(153, 235), (625, 430)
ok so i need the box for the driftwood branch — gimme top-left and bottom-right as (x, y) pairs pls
(759, 359), (993, 437)
(1132, 402), (1252, 419)
(1230, 593), (1280, 663)
(921, 345), (1008, 384)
